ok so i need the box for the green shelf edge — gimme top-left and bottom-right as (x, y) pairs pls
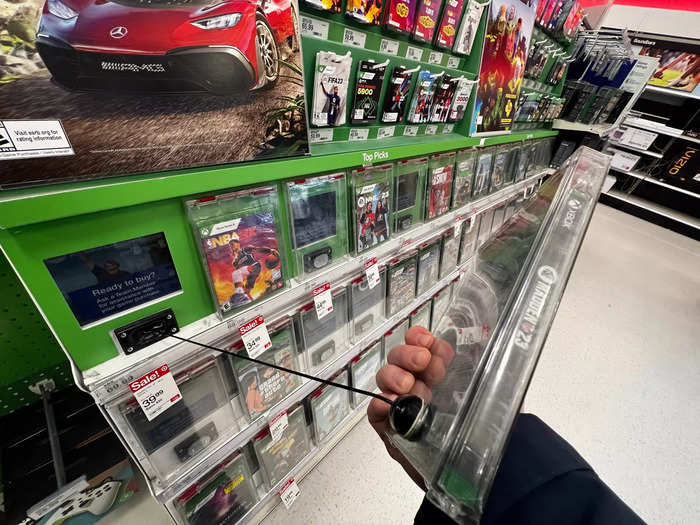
(0, 130), (556, 229)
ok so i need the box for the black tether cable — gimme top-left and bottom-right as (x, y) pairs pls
(170, 335), (397, 407)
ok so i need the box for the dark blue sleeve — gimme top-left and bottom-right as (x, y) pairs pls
(414, 414), (643, 525)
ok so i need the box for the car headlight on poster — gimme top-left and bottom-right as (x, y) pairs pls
(191, 13), (242, 30)
(47, 0), (78, 19)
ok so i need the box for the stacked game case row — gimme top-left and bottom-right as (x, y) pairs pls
(558, 81), (631, 126)
(534, 0), (583, 43)
(302, 0), (486, 57)
(108, 183), (533, 524)
(311, 51), (475, 127)
(185, 138), (554, 319)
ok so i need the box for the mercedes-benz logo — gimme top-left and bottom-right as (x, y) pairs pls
(110, 26), (128, 39)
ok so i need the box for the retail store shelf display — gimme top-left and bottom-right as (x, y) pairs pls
(645, 84), (700, 101)
(84, 169), (551, 397)
(552, 119), (617, 137)
(610, 167), (699, 199)
(603, 189), (700, 230)
(606, 141), (663, 159)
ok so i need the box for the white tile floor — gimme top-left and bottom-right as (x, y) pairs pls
(107, 204), (700, 525)
(261, 204), (700, 525)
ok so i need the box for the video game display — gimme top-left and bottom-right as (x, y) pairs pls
(174, 450), (257, 525)
(416, 239), (441, 296)
(352, 60), (388, 125)
(490, 149), (508, 191)
(453, 0), (485, 56)
(349, 269), (387, 342)
(253, 404), (312, 488)
(285, 173), (349, 277)
(503, 145), (519, 185)
(383, 319), (410, 362)
(435, 0), (466, 49)
(412, 0), (445, 43)
(440, 227), (461, 279)
(229, 318), (303, 421)
(384, 0), (418, 34)
(430, 285), (452, 331)
(386, 252), (418, 316)
(0, 0), (307, 189)
(491, 202), (506, 233)
(473, 148), (494, 198)
(426, 152), (455, 219)
(112, 358), (237, 484)
(409, 301), (432, 329)
(459, 215), (480, 264)
(348, 341), (382, 406)
(351, 165), (393, 254)
(393, 157), (428, 232)
(408, 71), (438, 124)
(476, 208), (495, 247)
(309, 369), (351, 444)
(448, 78), (475, 123)
(313, 51), (353, 127)
(470, 0), (537, 134)
(346, 0), (384, 24)
(382, 66), (417, 124)
(430, 75), (459, 123)
(515, 143), (530, 182)
(296, 288), (349, 374)
(452, 148), (477, 208)
(186, 188), (287, 317)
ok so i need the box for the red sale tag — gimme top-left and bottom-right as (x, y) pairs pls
(279, 478), (300, 509)
(129, 364), (182, 421)
(364, 258), (380, 289)
(312, 282), (333, 320)
(237, 315), (272, 359)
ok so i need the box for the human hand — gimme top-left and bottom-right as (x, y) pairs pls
(367, 325), (455, 490)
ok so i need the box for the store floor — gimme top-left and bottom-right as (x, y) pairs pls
(107, 204), (700, 525)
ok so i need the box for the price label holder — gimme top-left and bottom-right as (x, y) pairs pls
(447, 56), (460, 69)
(309, 128), (333, 143)
(400, 238), (412, 250)
(349, 128), (370, 141)
(380, 39), (400, 55)
(236, 314), (272, 358)
(364, 258), (381, 289)
(443, 123), (454, 134)
(312, 282), (334, 320)
(269, 410), (288, 443)
(428, 51), (443, 65)
(406, 46), (423, 61)
(279, 478), (301, 509)
(300, 16), (329, 40)
(129, 364), (182, 421)
(404, 126), (418, 137)
(343, 28), (367, 48)
(425, 124), (437, 135)
(377, 126), (395, 139)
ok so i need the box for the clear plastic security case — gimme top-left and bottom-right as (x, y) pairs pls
(490, 149), (508, 192)
(351, 164), (393, 255)
(284, 173), (349, 277)
(410, 301), (432, 329)
(174, 449), (257, 525)
(458, 216), (479, 265)
(476, 209), (495, 248)
(393, 157), (428, 233)
(386, 147), (609, 525)
(252, 403), (312, 489)
(106, 356), (238, 489)
(348, 341), (382, 407)
(452, 148), (477, 209)
(429, 285), (452, 331)
(309, 369), (351, 444)
(426, 152), (456, 220)
(416, 238), (442, 296)
(185, 186), (289, 317)
(473, 148), (493, 199)
(295, 287), (349, 375)
(503, 145), (519, 186)
(386, 251), (418, 317)
(227, 317), (304, 422)
(440, 227), (461, 279)
(349, 268), (387, 342)
(382, 318), (410, 362)
(515, 144), (529, 183)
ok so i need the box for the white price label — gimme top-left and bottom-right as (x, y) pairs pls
(237, 315), (272, 358)
(406, 46), (423, 61)
(404, 126), (418, 137)
(610, 149), (640, 172)
(309, 128), (334, 143)
(447, 56), (461, 69)
(456, 325), (488, 345)
(443, 123), (454, 134)
(349, 128), (370, 141)
(425, 124), (437, 135)
(380, 39), (400, 55)
(129, 364), (182, 421)
(312, 282), (334, 320)
(364, 258), (381, 289)
(269, 410), (288, 443)
(279, 478), (301, 509)
(300, 16), (329, 40)
(479, 138), (486, 146)
(428, 51), (443, 65)
(377, 126), (395, 139)
(343, 27), (367, 48)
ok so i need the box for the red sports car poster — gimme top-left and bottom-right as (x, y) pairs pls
(0, 0), (307, 188)
(470, 0), (536, 135)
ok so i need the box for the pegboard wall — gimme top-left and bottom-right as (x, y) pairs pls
(0, 251), (72, 417)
